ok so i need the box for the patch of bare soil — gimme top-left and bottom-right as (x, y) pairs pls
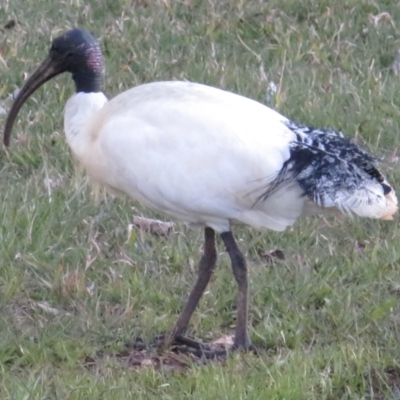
(367, 367), (400, 400)
(84, 335), (237, 371)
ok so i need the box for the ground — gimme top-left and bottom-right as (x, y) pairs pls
(1, 0), (400, 398)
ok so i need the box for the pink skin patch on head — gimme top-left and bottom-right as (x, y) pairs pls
(85, 44), (103, 74)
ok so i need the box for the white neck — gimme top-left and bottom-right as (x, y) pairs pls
(64, 92), (108, 160)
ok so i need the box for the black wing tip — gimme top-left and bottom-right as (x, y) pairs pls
(258, 120), (388, 207)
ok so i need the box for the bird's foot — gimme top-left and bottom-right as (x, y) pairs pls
(150, 332), (227, 358)
(173, 334), (228, 359)
(155, 332), (258, 359)
(128, 333), (259, 359)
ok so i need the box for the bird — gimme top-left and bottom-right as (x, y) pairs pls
(3, 29), (398, 352)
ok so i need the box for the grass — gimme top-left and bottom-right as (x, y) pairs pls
(1, 0), (400, 398)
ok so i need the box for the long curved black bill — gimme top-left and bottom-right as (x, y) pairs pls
(3, 56), (60, 147)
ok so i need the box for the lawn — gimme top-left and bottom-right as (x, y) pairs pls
(1, 0), (400, 398)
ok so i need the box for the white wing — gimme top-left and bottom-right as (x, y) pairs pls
(93, 82), (305, 232)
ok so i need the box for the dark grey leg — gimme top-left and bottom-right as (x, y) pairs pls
(167, 227), (217, 342)
(220, 230), (251, 349)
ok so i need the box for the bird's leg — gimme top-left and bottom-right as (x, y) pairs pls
(166, 227), (217, 344)
(220, 230), (251, 350)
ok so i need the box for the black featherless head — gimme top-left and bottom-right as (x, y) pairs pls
(3, 29), (104, 147)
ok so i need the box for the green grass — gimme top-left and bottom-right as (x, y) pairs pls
(2, 0), (400, 398)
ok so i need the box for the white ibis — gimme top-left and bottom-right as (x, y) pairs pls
(3, 29), (398, 352)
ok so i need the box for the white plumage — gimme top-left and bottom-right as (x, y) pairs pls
(65, 82), (304, 233)
(3, 29), (397, 352)
(64, 81), (397, 233)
